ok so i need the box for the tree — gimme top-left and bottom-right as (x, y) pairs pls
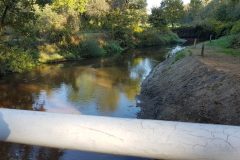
(86, 0), (110, 17)
(149, 7), (167, 29)
(0, 0), (35, 28)
(189, 0), (203, 10)
(184, 0), (203, 22)
(161, 0), (184, 28)
(189, 0), (203, 17)
(109, 0), (147, 10)
(82, 0), (110, 29)
(36, 0), (52, 6)
(52, 0), (88, 13)
(148, 0), (184, 28)
(197, 0), (240, 22)
(127, 0), (147, 10)
(105, 0), (147, 47)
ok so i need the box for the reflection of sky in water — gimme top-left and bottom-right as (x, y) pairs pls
(33, 64), (145, 117)
(130, 58), (152, 80)
(31, 56), (159, 118)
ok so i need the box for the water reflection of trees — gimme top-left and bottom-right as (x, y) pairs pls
(0, 56), (155, 114)
(66, 67), (141, 112)
(0, 65), (64, 109)
(0, 142), (63, 160)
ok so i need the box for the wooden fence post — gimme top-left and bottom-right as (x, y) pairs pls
(201, 43), (205, 57)
(194, 38), (197, 48)
(210, 34), (212, 43)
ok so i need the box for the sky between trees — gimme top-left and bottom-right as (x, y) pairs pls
(147, 0), (190, 13)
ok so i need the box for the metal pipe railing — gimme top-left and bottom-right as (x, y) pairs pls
(0, 108), (240, 160)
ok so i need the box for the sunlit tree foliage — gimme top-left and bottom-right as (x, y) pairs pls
(52, 0), (88, 13)
(0, 0), (35, 28)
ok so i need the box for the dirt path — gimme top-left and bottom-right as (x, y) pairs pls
(189, 44), (240, 77)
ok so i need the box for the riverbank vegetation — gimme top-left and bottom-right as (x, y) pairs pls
(206, 34), (240, 56)
(1, 0), (239, 76)
(150, 0), (240, 40)
(145, 0), (240, 62)
(179, 0), (240, 40)
(0, 0), (181, 75)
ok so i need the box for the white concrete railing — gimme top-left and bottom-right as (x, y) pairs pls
(0, 108), (240, 160)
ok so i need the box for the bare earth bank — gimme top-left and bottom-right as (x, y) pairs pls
(138, 55), (240, 125)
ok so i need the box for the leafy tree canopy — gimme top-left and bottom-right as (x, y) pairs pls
(149, 0), (184, 28)
(149, 7), (167, 29)
(86, 0), (110, 17)
(52, 0), (88, 13)
(0, 0), (35, 28)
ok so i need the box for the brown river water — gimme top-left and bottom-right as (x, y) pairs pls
(0, 47), (173, 160)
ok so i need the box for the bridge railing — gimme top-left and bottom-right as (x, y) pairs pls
(0, 108), (240, 160)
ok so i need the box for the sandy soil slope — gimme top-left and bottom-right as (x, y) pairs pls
(138, 48), (240, 125)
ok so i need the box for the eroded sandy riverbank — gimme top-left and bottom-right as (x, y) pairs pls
(138, 51), (240, 125)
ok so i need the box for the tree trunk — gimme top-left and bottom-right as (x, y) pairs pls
(0, 5), (9, 28)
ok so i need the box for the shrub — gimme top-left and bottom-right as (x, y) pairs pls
(113, 27), (136, 48)
(174, 50), (188, 62)
(0, 47), (36, 75)
(79, 40), (105, 58)
(231, 21), (240, 34)
(38, 44), (65, 63)
(231, 34), (240, 49)
(104, 41), (123, 56)
(203, 19), (234, 37)
(136, 29), (180, 47)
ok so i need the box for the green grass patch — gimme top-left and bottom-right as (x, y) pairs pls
(207, 35), (240, 56)
(174, 49), (191, 62)
(207, 35), (234, 48)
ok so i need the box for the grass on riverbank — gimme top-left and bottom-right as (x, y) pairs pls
(174, 50), (190, 62)
(173, 48), (193, 62)
(174, 34), (240, 63)
(206, 35), (240, 56)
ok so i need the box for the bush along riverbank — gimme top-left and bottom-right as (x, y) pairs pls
(0, 29), (180, 76)
(138, 35), (240, 125)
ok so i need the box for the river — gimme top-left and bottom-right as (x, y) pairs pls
(0, 46), (172, 160)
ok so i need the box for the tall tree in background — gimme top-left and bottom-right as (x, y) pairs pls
(109, 0), (147, 10)
(52, 0), (88, 13)
(36, 0), (52, 6)
(188, 0), (203, 21)
(149, 7), (167, 29)
(105, 0), (147, 47)
(84, 0), (110, 29)
(127, 0), (147, 9)
(160, 0), (184, 28)
(86, 0), (110, 17)
(0, 0), (35, 28)
(149, 0), (184, 28)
